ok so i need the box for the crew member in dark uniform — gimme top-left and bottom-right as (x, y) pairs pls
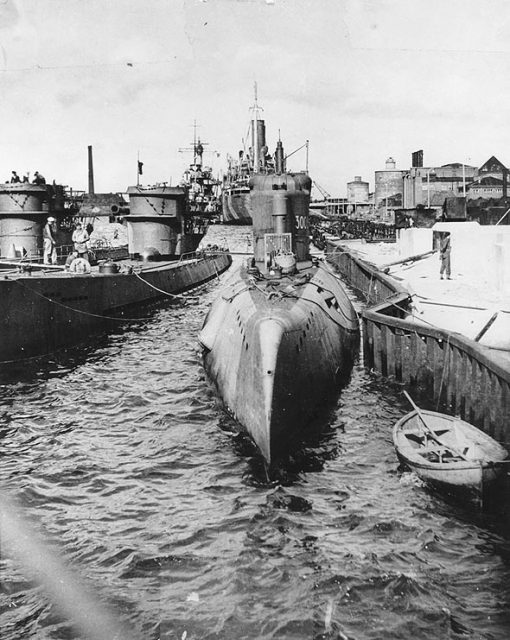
(439, 232), (452, 280)
(33, 171), (46, 185)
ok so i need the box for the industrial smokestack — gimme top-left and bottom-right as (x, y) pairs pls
(88, 145), (95, 195)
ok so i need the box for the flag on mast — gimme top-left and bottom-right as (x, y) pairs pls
(138, 161), (143, 175)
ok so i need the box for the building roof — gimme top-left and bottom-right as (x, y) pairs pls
(478, 155), (508, 173)
(428, 175), (466, 183)
(469, 176), (504, 187)
(439, 162), (475, 170)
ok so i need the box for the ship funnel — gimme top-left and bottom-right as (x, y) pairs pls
(250, 82), (264, 174)
(275, 140), (285, 174)
(88, 145), (95, 195)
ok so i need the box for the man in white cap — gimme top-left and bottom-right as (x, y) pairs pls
(43, 217), (57, 264)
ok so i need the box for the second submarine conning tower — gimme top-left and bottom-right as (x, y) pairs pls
(125, 185), (187, 259)
(0, 182), (67, 259)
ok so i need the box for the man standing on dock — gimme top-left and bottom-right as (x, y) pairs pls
(439, 232), (451, 279)
(43, 217), (58, 265)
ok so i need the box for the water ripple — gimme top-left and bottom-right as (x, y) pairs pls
(1, 227), (510, 639)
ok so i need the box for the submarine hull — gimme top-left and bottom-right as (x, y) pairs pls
(200, 263), (359, 463)
(0, 252), (231, 364)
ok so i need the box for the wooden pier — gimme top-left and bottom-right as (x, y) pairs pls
(326, 240), (510, 443)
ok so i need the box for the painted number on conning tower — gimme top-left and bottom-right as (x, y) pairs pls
(296, 216), (307, 230)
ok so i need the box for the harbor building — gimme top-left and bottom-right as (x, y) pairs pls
(323, 197), (348, 216)
(374, 157), (404, 220)
(466, 156), (508, 200)
(346, 175), (371, 218)
(468, 176), (506, 199)
(402, 151), (477, 212)
(347, 175), (369, 204)
(320, 153), (508, 225)
(401, 153), (509, 210)
(476, 155), (509, 183)
(465, 156), (510, 225)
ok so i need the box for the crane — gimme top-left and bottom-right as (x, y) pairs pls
(312, 181), (331, 201)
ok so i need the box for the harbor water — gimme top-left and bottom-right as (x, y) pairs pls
(1, 226), (510, 640)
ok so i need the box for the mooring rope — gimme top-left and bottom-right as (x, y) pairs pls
(133, 271), (199, 302)
(0, 259), (229, 365)
(13, 279), (150, 322)
(11, 253), (231, 320)
(388, 299), (441, 330)
(320, 256), (375, 306)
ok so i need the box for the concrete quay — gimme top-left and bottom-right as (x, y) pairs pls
(325, 222), (510, 446)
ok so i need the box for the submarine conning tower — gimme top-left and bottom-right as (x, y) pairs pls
(125, 185), (188, 260)
(249, 170), (312, 268)
(0, 182), (67, 259)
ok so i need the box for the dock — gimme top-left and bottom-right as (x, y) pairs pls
(325, 222), (510, 445)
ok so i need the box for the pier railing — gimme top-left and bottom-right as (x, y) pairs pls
(326, 239), (510, 443)
(326, 242), (407, 305)
(363, 294), (510, 441)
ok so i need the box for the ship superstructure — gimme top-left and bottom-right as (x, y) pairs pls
(179, 125), (221, 221)
(221, 85), (275, 224)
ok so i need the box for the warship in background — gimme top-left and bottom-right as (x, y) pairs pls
(200, 135), (360, 465)
(221, 85), (276, 225)
(179, 126), (222, 222)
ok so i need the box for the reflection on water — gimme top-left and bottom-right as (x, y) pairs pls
(1, 226), (510, 639)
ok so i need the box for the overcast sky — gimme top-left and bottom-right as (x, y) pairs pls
(1, 0), (510, 195)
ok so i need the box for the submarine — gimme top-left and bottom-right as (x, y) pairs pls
(199, 137), (360, 464)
